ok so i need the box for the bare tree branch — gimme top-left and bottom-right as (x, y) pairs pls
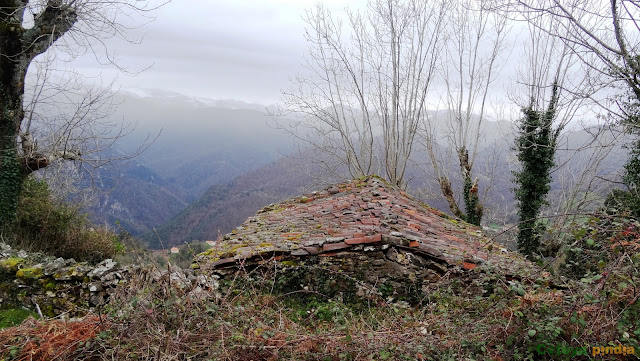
(273, 0), (446, 189)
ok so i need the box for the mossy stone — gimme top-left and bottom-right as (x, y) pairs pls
(16, 266), (44, 280)
(0, 257), (25, 273)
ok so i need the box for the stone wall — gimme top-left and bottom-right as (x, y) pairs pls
(0, 242), (216, 318)
(0, 242), (131, 317)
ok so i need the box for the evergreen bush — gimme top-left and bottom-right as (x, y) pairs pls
(7, 177), (119, 263)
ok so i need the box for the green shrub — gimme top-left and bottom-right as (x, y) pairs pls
(0, 308), (38, 329)
(605, 188), (640, 219)
(557, 213), (640, 354)
(7, 177), (119, 263)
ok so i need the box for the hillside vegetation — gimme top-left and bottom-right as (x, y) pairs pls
(0, 212), (638, 360)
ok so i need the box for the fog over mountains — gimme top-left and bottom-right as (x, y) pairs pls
(83, 91), (294, 236)
(78, 90), (627, 249)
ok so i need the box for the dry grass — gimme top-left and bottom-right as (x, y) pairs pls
(0, 316), (107, 361)
(0, 215), (638, 360)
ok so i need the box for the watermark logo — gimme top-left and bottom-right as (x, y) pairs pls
(592, 345), (635, 357)
(536, 344), (635, 357)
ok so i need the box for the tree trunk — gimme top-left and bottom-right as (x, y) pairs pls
(438, 177), (465, 219)
(458, 147), (482, 225)
(0, 1), (78, 230)
(0, 142), (23, 231)
(0, 3), (30, 230)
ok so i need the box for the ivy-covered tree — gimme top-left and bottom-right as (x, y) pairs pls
(513, 83), (560, 258)
(459, 147), (482, 226)
(605, 92), (640, 217)
(0, 1), (160, 231)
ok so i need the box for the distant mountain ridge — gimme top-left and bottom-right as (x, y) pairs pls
(77, 90), (627, 248)
(146, 125), (626, 249)
(83, 91), (294, 235)
(143, 155), (314, 248)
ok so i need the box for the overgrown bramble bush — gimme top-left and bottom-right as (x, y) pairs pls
(0, 207), (639, 360)
(557, 212), (640, 354)
(605, 188), (640, 220)
(6, 176), (120, 263)
(0, 255), (638, 360)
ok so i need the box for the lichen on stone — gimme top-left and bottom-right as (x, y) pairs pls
(0, 257), (25, 273)
(16, 266), (44, 280)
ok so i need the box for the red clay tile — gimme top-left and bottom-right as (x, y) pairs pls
(462, 261), (477, 270)
(361, 218), (381, 225)
(345, 237), (366, 245)
(408, 214), (428, 224)
(212, 257), (237, 267)
(417, 243), (444, 257)
(281, 232), (303, 238)
(381, 234), (409, 246)
(405, 230), (424, 238)
(304, 246), (320, 255)
(364, 234), (382, 243)
(323, 242), (351, 252)
(291, 249), (309, 256)
(444, 234), (464, 243)
(332, 233), (353, 238)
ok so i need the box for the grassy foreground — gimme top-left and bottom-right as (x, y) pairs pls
(1, 209), (639, 360)
(0, 254), (637, 361)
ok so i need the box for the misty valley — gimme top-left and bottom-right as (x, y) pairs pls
(0, 0), (639, 360)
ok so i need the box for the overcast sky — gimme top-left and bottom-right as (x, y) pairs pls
(50, 0), (597, 124)
(65, 0), (363, 105)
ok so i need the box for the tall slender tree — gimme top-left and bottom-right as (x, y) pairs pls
(422, 0), (509, 226)
(514, 82), (560, 258)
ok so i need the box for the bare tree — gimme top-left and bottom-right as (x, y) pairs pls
(0, 0), (163, 228)
(22, 52), (134, 173)
(495, 0), (640, 119)
(24, 51), (157, 207)
(275, 0), (447, 189)
(421, 0), (509, 225)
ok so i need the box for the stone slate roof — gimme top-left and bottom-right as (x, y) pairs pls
(194, 176), (534, 279)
